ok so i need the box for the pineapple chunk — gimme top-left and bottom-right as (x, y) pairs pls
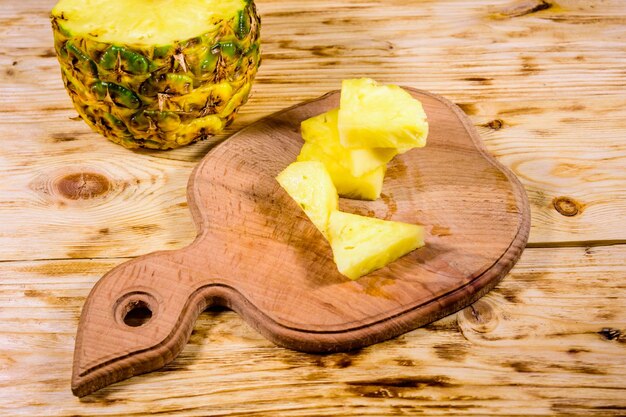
(301, 108), (397, 177)
(328, 211), (425, 280)
(297, 143), (385, 201)
(276, 161), (338, 238)
(338, 78), (428, 151)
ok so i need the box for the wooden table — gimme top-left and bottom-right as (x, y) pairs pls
(1, 0), (625, 415)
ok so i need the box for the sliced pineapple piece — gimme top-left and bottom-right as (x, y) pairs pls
(328, 211), (425, 280)
(349, 148), (397, 175)
(297, 143), (385, 201)
(301, 108), (397, 177)
(338, 78), (428, 151)
(276, 161), (338, 238)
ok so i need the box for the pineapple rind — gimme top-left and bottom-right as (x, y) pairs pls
(338, 78), (428, 151)
(297, 143), (385, 201)
(276, 161), (339, 238)
(328, 210), (425, 280)
(51, 0), (260, 149)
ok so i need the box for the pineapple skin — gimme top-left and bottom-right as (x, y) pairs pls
(51, 1), (260, 149)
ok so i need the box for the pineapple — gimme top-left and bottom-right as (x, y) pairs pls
(276, 162), (338, 238)
(338, 78), (428, 151)
(51, 0), (260, 149)
(276, 162), (425, 280)
(328, 211), (425, 280)
(297, 143), (386, 201)
(301, 109), (397, 177)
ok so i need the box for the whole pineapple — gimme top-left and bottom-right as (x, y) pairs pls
(51, 0), (260, 149)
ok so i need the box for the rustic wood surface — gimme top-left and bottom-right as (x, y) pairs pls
(71, 89), (530, 397)
(0, 0), (625, 415)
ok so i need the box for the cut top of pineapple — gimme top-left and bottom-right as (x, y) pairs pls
(52, 0), (248, 45)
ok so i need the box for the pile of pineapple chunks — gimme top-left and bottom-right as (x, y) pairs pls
(277, 78), (428, 280)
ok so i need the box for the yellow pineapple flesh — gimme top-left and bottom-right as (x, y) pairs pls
(276, 161), (338, 238)
(338, 78), (428, 151)
(301, 108), (397, 177)
(297, 143), (385, 201)
(328, 210), (425, 280)
(277, 161), (425, 280)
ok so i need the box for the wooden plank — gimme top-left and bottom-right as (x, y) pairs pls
(0, 144), (198, 260)
(1, 1), (626, 262)
(2, 95), (624, 260)
(472, 97), (626, 246)
(2, 99), (624, 258)
(2, 0), (626, 116)
(1, 245), (624, 415)
(2, 0), (626, 105)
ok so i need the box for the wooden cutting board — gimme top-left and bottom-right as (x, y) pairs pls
(71, 89), (530, 397)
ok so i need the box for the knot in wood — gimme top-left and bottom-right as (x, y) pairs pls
(598, 328), (623, 342)
(55, 172), (111, 200)
(491, 0), (552, 19)
(460, 299), (499, 334)
(553, 196), (580, 217)
(486, 119), (504, 130)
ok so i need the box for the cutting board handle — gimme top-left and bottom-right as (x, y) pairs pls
(71, 248), (226, 397)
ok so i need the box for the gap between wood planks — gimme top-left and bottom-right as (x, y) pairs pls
(0, 255), (137, 263)
(527, 240), (626, 249)
(1, 242), (625, 263)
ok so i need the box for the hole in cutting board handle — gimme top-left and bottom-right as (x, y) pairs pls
(123, 301), (152, 327)
(114, 291), (159, 328)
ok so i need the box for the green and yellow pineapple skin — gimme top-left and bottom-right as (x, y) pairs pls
(51, 0), (260, 149)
